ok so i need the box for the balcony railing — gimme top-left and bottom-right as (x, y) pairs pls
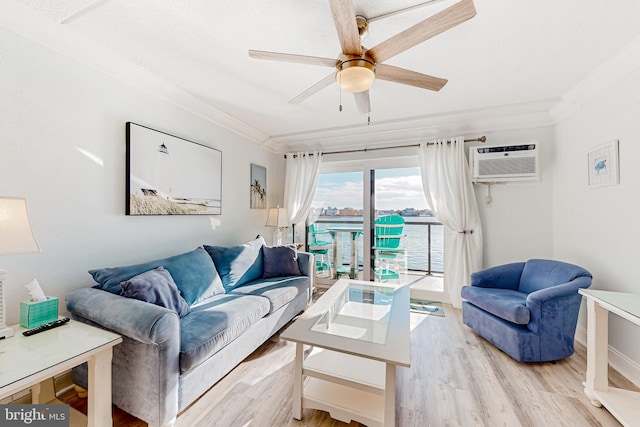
(309, 218), (444, 275)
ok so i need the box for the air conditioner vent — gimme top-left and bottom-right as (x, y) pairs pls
(469, 143), (539, 182)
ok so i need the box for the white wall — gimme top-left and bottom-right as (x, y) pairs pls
(0, 28), (283, 324)
(554, 66), (640, 367)
(470, 127), (555, 268)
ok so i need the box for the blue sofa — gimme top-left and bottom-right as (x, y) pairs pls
(461, 259), (592, 362)
(66, 237), (313, 426)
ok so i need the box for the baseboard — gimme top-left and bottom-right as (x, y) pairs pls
(575, 325), (640, 389)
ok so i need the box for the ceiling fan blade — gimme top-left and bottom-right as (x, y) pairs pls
(367, 0), (476, 63)
(289, 73), (336, 105)
(376, 64), (447, 91)
(328, 0), (362, 55)
(353, 90), (371, 114)
(249, 50), (338, 67)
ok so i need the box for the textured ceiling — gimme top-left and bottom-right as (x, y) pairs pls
(14, 0), (640, 151)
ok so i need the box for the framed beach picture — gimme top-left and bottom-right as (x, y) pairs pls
(126, 122), (222, 215)
(587, 139), (619, 188)
(250, 163), (267, 209)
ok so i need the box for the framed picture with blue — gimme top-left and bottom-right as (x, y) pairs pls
(587, 139), (619, 188)
(250, 163), (267, 209)
(126, 122), (222, 215)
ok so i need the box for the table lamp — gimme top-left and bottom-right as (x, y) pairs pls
(0, 197), (41, 339)
(265, 206), (289, 245)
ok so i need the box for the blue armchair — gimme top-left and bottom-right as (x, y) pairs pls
(461, 259), (592, 362)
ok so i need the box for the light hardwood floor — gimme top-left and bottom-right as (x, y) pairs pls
(63, 301), (635, 426)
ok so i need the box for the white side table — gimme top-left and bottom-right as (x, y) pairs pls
(579, 289), (640, 426)
(0, 319), (122, 427)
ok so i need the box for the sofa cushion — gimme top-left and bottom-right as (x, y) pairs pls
(180, 294), (270, 373)
(204, 236), (265, 291)
(262, 245), (301, 278)
(120, 267), (191, 317)
(461, 286), (530, 325)
(519, 259), (592, 294)
(228, 276), (309, 314)
(89, 247), (225, 305)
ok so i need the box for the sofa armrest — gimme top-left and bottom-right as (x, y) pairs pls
(297, 251), (314, 278)
(525, 276), (592, 334)
(470, 262), (525, 290)
(66, 287), (179, 345)
(66, 287), (181, 426)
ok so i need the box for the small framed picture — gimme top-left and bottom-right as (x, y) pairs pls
(250, 163), (267, 209)
(587, 140), (619, 188)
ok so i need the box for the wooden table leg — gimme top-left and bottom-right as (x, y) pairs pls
(584, 298), (608, 407)
(87, 348), (113, 427)
(384, 363), (396, 426)
(293, 343), (304, 420)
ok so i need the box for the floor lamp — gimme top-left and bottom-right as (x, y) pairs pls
(0, 197), (41, 339)
(265, 206), (289, 246)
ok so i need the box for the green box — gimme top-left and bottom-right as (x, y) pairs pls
(20, 297), (59, 328)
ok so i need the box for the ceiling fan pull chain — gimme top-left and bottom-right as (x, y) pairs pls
(338, 71), (343, 112)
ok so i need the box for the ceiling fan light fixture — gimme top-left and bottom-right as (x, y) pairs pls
(336, 58), (375, 93)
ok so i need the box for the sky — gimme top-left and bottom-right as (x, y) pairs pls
(312, 167), (429, 211)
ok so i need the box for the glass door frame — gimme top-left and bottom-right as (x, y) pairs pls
(316, 155), (420, 282)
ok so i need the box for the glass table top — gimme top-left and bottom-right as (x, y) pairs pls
(310, 282), (395, 344)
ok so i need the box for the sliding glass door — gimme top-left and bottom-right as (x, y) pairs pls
(308, 157), (443, 285)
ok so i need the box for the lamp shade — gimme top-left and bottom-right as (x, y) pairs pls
(265, 206), (289, 228)
(0, 197), (41, 255)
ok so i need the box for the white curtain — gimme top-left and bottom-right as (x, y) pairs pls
(284, 151), (323, 243)
(418, 137), (483, 308)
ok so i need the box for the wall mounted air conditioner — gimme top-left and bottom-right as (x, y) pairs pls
(469, 143), (539, 182)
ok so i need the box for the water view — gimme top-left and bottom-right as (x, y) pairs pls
(313, 216), (444, 273)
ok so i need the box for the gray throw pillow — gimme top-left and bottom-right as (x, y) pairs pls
(204, 236), (265, 291)
(120, 267), (191, 317)
(90, 247), (224, 305)
(262, 245), (301, 279)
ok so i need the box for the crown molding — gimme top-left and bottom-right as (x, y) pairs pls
(1, 0), (270, 146)
(550, 34), (640, 124)
(267, 100), (557, 153)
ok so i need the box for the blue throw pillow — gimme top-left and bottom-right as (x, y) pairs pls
(262, 245), (301, 278)
(204, 236), (265, 291)
(120, 267), (191, 317)
(89, 247), (225, 305)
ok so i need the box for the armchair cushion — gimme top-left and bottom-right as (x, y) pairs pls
(519, 259), (591, 294)
(461, 286), (530, 324)
(470, 262), (525, 290)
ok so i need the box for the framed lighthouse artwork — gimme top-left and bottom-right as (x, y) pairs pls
(126, 122), (222, 215)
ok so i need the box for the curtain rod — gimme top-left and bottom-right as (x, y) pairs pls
(284, 136), (486, 158)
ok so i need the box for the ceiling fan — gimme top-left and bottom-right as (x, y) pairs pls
(248, 0), (476, 117)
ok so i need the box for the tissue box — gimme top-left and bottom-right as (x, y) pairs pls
(20, 297), (59, 328)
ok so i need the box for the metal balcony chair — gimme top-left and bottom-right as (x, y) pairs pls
(373, 215), (406, 281)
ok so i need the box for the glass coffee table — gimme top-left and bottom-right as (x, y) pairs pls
(280, 279), (410, 427)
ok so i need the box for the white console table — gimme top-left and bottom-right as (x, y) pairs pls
(579, 289), (640, 426)
(0, 319), (122, 427)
